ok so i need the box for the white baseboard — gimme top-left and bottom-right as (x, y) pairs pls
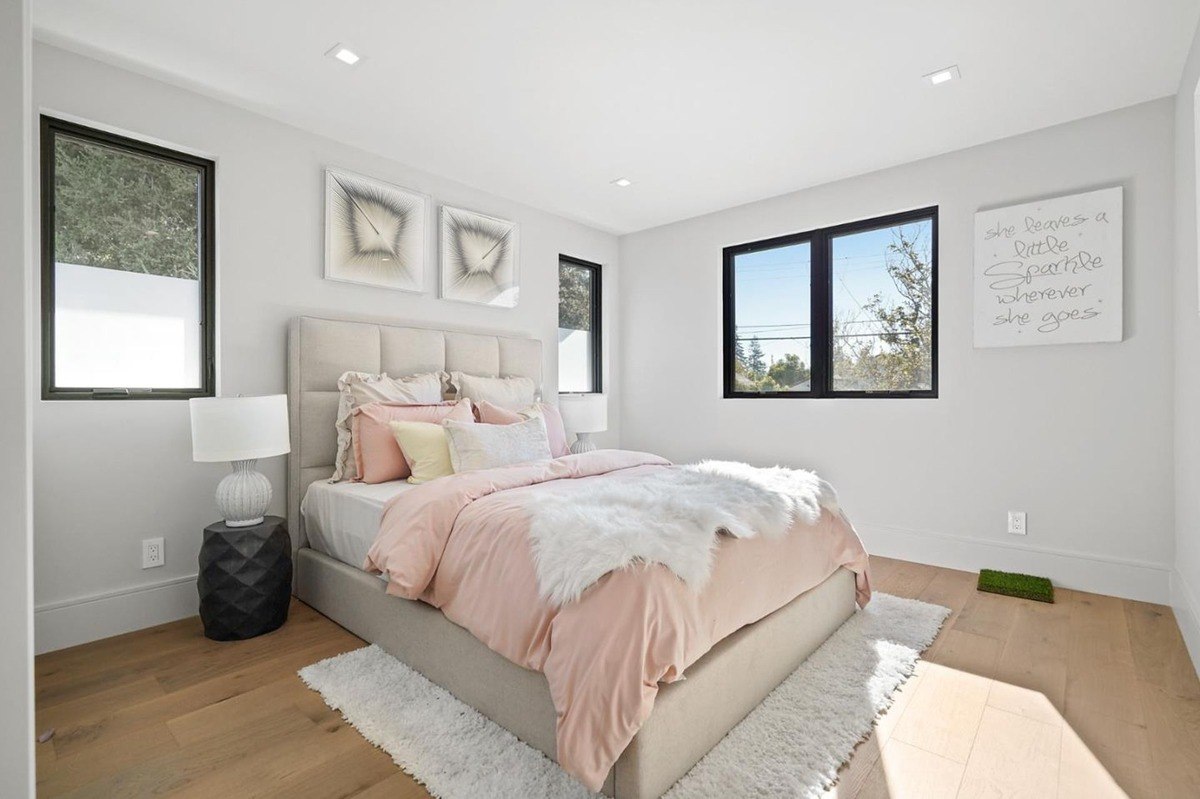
(857, 522), (1171, 604)
(35, 573), (198, 654)
(1172, 570), (1200, 677)
(31, 529), (1186, 657)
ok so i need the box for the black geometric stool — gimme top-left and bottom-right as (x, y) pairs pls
(197, 516), (292, 641)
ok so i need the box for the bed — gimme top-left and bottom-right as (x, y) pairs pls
(287, 315), (862, 799)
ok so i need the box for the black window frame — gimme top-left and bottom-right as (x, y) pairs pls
(558, 254), (603, 394)
(40, 115), (216, 401)
(723, 206), (938, 399)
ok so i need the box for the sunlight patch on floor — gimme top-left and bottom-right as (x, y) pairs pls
(824, 662), (1129, 798)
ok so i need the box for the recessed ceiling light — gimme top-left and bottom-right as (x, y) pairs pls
(923, 65), (960, 86)
(611, 177), (633, 187)
(326, 43), (360, 65)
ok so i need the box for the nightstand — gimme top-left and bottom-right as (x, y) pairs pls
(197, 515), (292, 641)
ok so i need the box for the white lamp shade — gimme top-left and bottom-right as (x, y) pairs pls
(190, 395), (291, 462)
(558, 393), (608, 434)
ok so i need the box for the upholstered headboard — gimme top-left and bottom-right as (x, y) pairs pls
(287, 316), (543, 552)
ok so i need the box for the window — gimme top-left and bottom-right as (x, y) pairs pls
(41, 116), (215, 400)
(558, 256), (602, 393)
(723, 207), (937, 398)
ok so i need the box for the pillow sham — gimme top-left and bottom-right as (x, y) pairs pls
(449, 372), (537, 411)
(388, 421), (456, 484)
(443, 416), (552, 473)
(332, 371), (444, 482)
(475, 400), (570, 458)
(352, 400), (474, 484)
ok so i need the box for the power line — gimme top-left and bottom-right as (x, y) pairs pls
(735, 332), (926, 343)
(738, 319), (888, 331)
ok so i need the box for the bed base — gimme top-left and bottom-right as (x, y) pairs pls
(296, 547), (855, 799)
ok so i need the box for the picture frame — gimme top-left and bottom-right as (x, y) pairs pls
(324, 168), (429, 293)
(439, 204), (519, 307)
(973, 186), (1122, 347)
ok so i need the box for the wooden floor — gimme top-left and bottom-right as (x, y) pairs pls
(34, 556), (1200, 798)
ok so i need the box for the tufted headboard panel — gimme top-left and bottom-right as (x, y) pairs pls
(287, 315), (543, 552)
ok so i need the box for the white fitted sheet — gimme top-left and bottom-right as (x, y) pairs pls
(301, 480), (415, 568)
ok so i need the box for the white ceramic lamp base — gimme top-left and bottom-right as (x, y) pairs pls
(216, 459), (272, 528)
(569, 432), (598, 455)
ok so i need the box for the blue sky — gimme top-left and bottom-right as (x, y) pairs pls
(734, 220), (931, 367)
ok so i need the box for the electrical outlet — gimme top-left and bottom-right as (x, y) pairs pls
(1007, 511), (1027, 536)
(142, 537), (164, 569)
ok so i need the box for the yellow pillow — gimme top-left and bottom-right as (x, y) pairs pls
(388, 420), (454, 484)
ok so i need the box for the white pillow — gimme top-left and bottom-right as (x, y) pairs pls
(449, 371), (537, 411)
(331, 371), (444, 482)
(443, 416), (552, 473)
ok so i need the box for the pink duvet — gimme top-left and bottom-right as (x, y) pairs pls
(364, 450), (871, 791)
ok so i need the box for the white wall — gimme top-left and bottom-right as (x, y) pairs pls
(1, 0), (35, 793)
(620, 99), (1176, 603)
(1173, 22), (1200, 670)
(33, 43), (620, 653)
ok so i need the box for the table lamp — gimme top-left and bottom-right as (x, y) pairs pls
(558, 393), (607, 454)
(189, 395), (290, 528)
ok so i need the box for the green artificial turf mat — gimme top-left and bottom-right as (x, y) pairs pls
(977, 569), (1054, 603)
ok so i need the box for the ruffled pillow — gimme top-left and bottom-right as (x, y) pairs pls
(331, 371), (443, 481)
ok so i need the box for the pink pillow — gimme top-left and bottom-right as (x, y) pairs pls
(476, 400), (570, 458)
(353, 400), (474, 483)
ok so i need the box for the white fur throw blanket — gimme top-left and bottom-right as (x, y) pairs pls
(526, 461), (840, 607)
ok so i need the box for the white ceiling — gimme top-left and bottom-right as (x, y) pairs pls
(33, 0), (1200, 234)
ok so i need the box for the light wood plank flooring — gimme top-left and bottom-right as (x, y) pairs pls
(35, 556), (1200, 798)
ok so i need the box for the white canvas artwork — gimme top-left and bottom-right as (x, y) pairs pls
(973, 186), (1123, 347)
(324, 169), (429, 292)
(439, 205), (519, 307)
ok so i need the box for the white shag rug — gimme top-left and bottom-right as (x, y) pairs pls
(299, 593), (949, 798)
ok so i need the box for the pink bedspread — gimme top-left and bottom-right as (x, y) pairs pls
(364, 450), (871, 790)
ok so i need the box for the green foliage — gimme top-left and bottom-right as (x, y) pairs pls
(733, 337), (808, 392)
(733, 339), (752, 387)
(733, 349), (755, 391)
(833, 225), (933, 391)
(559, 263), (594, 330)
(745, 337), (766, 377)
(755, 375), (782, 392)
(766, 353), (810, 389)
(53, 136), (200, 280)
